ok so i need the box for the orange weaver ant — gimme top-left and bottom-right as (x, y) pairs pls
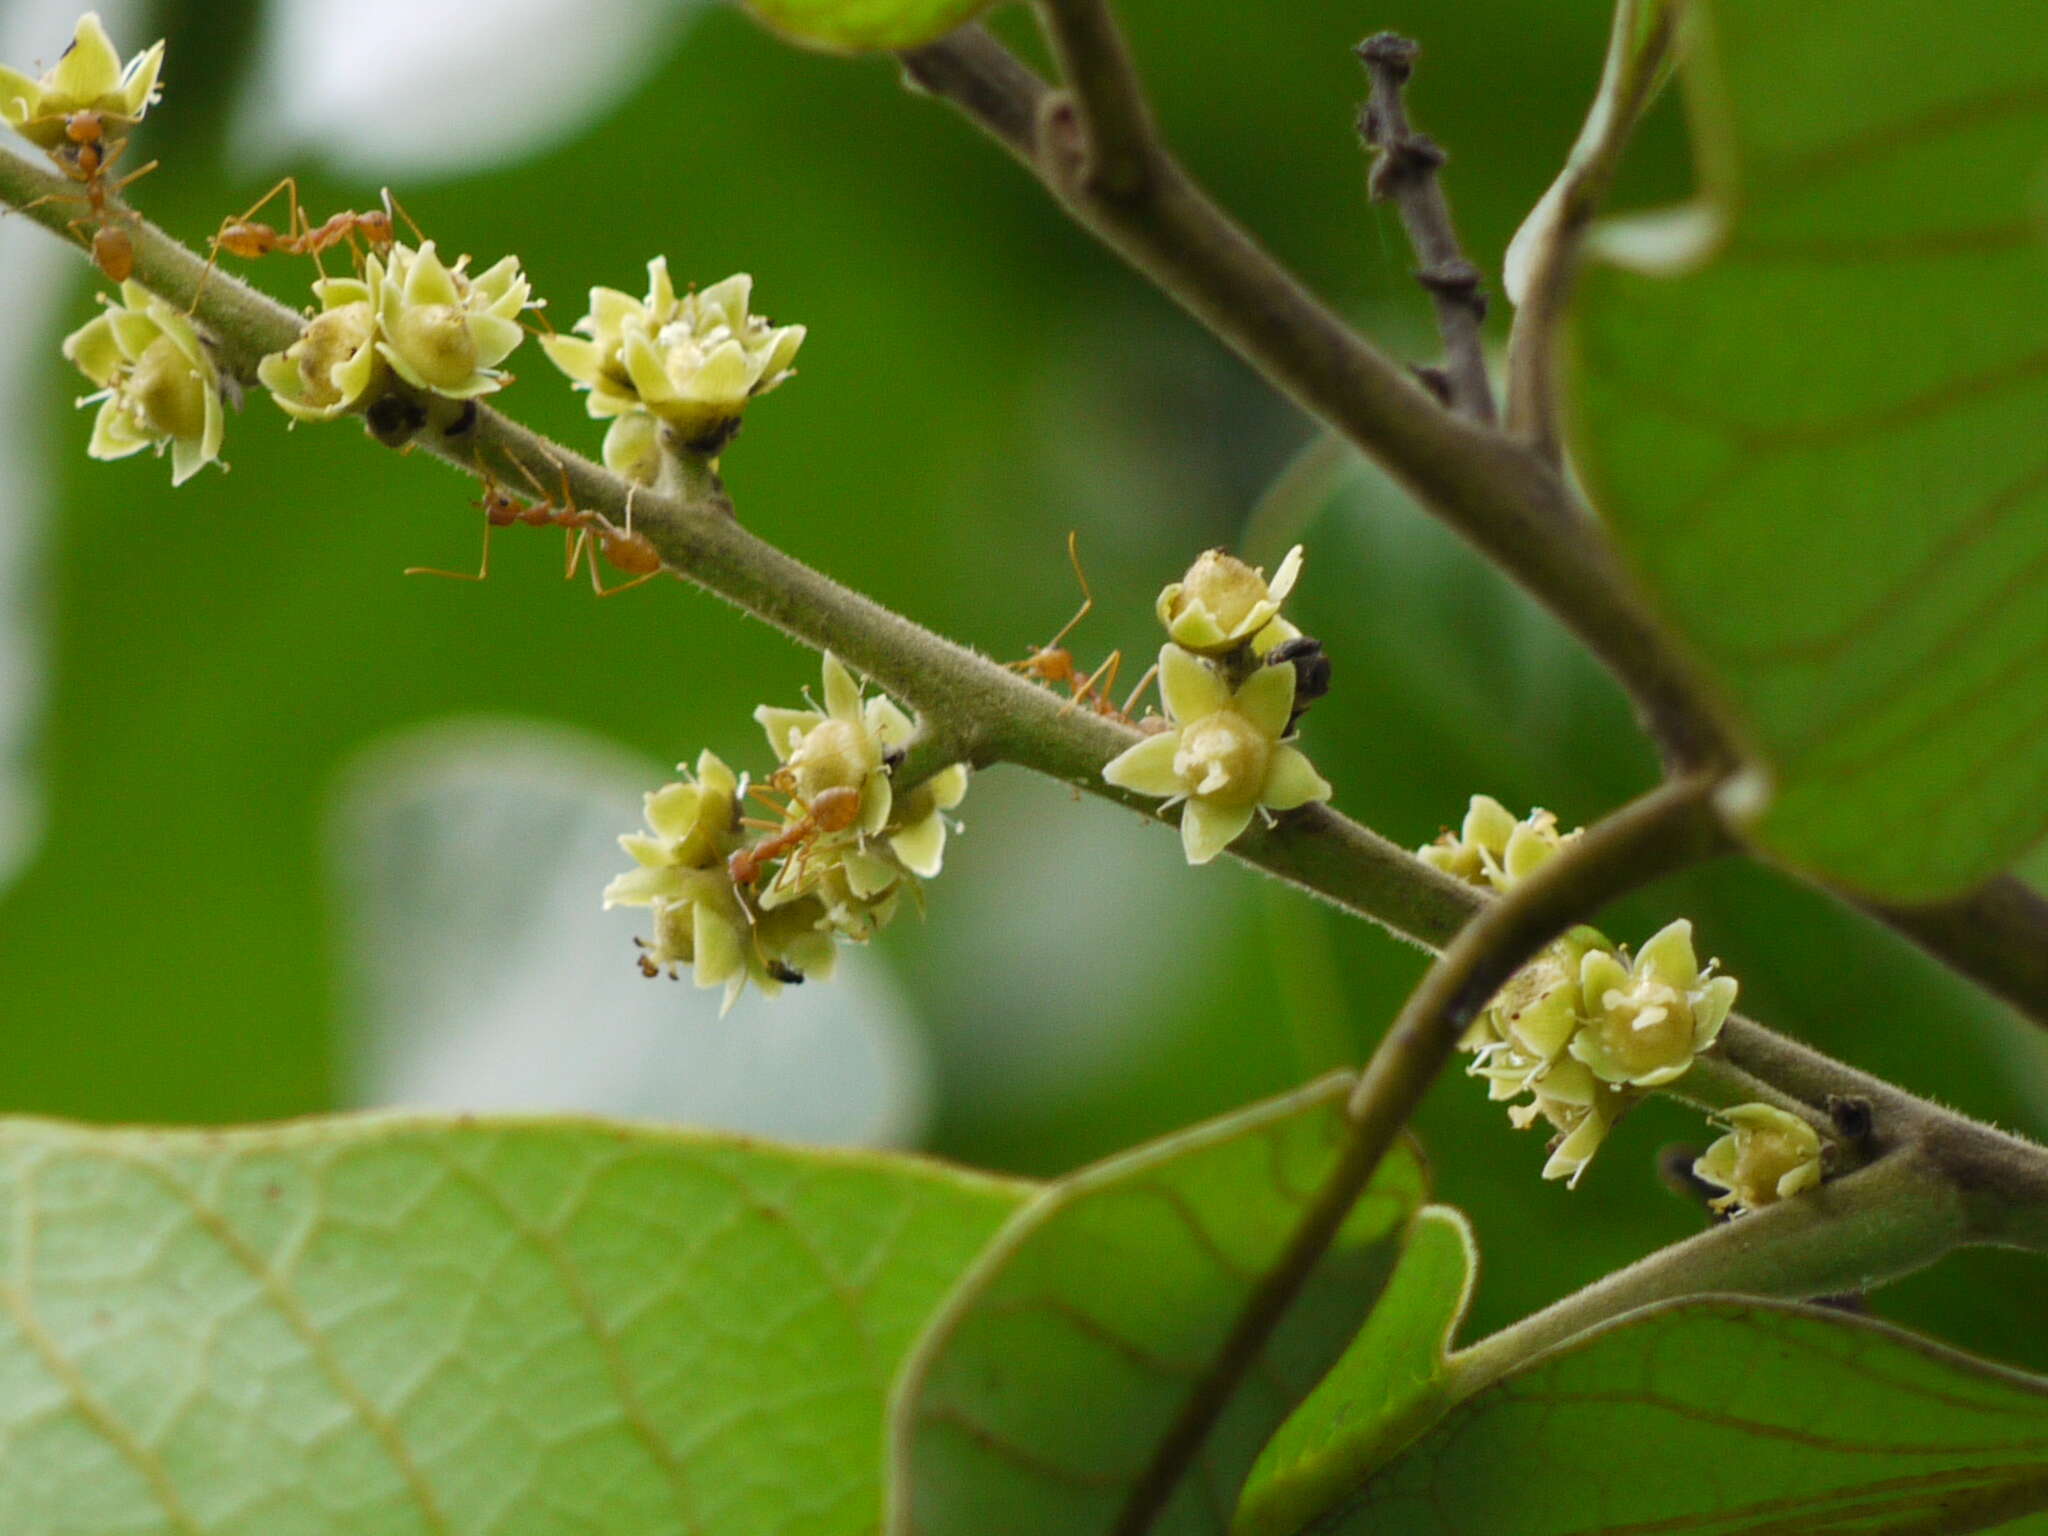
(727, 779), (864, 890)
(404, 454), (662, 596)
(1008, 532), (1156, 722)
(19, 107), (156, 281)
(211, 179), (418, 269)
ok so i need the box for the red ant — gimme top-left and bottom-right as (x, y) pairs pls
(1008, 532), (1156, 722)
(19, 107), (155, 281)
(727, 778), (864, 890)
(211, 179), (416, 269)
(404, 454), (662, 596)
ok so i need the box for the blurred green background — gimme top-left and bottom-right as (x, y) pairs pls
(0, 0), (2042, 1370)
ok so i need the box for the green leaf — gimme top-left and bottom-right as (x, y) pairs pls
(886, 1072), (1426, 1535)
(1570, 0), (2048, 900)
(0, 1115), (1028, 1535)
(740, 0), (995, 53)
(1236, 1207), (1475, 1536)
(1291, 1299), (2048, 1535)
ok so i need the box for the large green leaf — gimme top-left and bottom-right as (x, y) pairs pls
(1570, 0), (2048, 900)
(741, 0), (995, 52)
(886, 1072), (1425, 1534)
(1303, 1298), (2048, 1534)
(1236, 1207), (1475, 1536)
(0, 1115), (1028, 1535)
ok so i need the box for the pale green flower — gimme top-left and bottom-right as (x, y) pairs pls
(256, 276), (387, 422)
(1420, 795), (1576, 892)
(62, 279), (224, 485)
(0, 13), (163, 157)
(603, 750), (744, 901)
(1465, 925), (1611, 1059)
(1102, 643), (1332, 864)
(1568, 919), (1738, 1088)
(541, 260), (805, 453)
(1155, 546), (1303, 656)
(1693, 1104), (1823, 1215)
(370, 241), (530, 399)
(1502, 1057), (1636, 1187)
(755, 654), (906, 840)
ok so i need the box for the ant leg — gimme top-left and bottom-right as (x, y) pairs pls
(1081, 649), (1124, 715)
(404, 518), (494, 582)
(381, 186), (427, 244)
(1117, 661), (1160, 722)
(1041, 529), (1096, 653)
(192, 175), (305, 313)
(588, 559), (658, 599)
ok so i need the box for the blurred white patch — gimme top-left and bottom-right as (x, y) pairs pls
(0, 1), (149, 888)
(327, 720), (932, 1147)
(232, 0), (704, 179)
(918, 771), (1244, 1111)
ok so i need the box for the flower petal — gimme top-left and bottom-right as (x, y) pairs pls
(1181, 798), (1253, 864)
(1265, 544), (1305, 603)
(1102, 731), (1183, 798)
(889, 812), (946, 878)
(1637, 918), (1699, 990)
(1692, 974), (1739, 1049)
(51, 15), (124, 103)
(1260, 744), (1331, 811)
(821, 654), (862, 722)
(1234, 662), (1296, 739)
(1158, 644), (1227, 723)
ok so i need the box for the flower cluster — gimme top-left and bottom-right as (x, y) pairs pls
(1432, 797), (1744, 1187)
(62, 280), (225, 484)
(1420, 794), (1576, 891)
(0, 13), (162, 169)
(258, 241), (531, 423)
(542, 259), (805, 474)
(605, 656), (967, 1012)
(1104, 547), (1331, 864)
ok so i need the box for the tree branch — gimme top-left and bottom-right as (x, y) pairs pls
(895, 26), (2048, 1034)
(1112, 775), (1728, 1533)
(898, 27), (1731, 773)
(1354, 33), (1495, 424)
(1034, 0), (1158, 198)
(6, 147), (2042, 1350)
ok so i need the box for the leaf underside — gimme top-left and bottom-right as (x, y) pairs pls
(1571, 0), (2048, 900)
(1313, 1299), (2048, 1535)
(741, 0), (994, 52)
(887, 1073), (1426, 1535)
(0, 1115), (1028, 1535)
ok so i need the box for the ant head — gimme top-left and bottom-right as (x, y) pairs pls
(64, 109), (105, 145)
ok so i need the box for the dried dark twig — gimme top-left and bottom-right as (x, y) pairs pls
(1357, 32), (1495, 424)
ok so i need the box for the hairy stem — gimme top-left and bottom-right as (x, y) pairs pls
(1112, 775), (1728, 1533)
(1447, 1145), (1973, 1397)
(1355, 33), (1495, 424)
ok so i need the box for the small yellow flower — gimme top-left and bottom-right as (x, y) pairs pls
(1502, 1058), (1635, 1187)
(371, 242), (530, 399)
(1420, 795), (1576, 891)
(755, 654), (907, 840)
(62, 279), (225, 485)
(1102, 643), (1332, 864)
(541, 259), (805, 453)
(1465, 925), (1611, 1060)
(1568, 919), (1738, 1088)
(1155, 546), (1303, 656)
(0, 13), (163, 158)
(256, 276), (387, 422)
(1693, 1104), (1823, 1215)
